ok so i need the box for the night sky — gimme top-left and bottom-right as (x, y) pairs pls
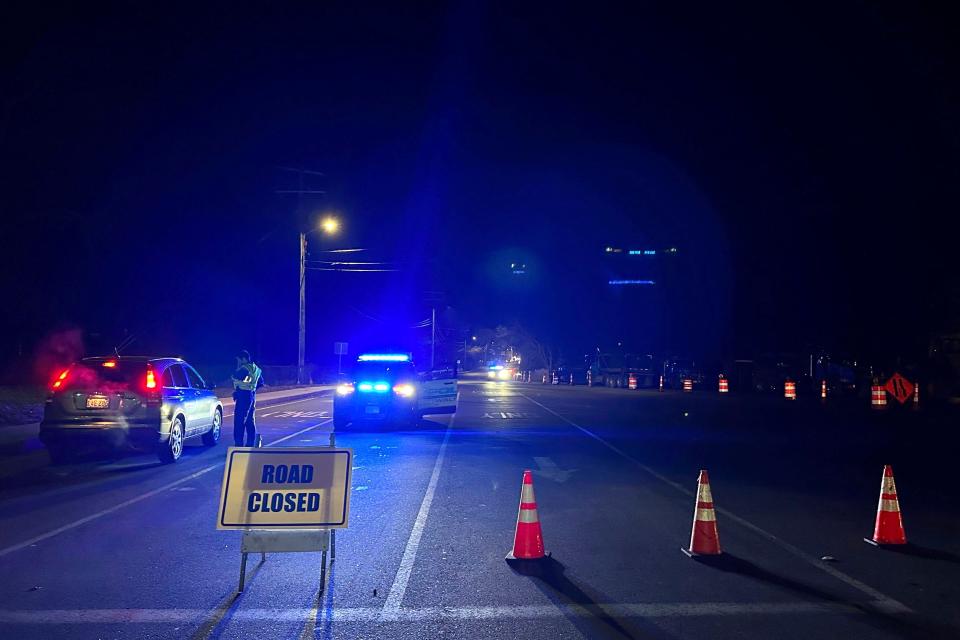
(2, 3), (958, 379)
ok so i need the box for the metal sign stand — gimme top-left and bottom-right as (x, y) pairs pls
(237, 431), (338, 593)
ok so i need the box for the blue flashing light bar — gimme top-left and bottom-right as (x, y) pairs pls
(608, 279), (656, 285)
(357, 353), (410, 362)
(357, 381), (391, 393)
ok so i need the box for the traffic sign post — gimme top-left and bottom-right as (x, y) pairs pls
(218, 439), (352, 593)
(884, 373), (914, 405)
(334, 341), (348, 375)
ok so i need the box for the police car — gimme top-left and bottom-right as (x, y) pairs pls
(333, 353), (457, 428)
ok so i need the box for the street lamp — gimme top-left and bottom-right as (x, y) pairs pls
(320, 216), (340, 235)
(298, 216), (342, 384)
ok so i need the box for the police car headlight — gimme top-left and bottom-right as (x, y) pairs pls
(393, 383), (415, 398)
(336, 384), (354, 396)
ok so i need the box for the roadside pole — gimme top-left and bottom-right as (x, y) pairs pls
(430, 307), (436, 369)
(298, 232), (306, 385)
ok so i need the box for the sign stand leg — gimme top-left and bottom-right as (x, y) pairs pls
(239, 552), (249, 593)
(320, 548), (328, 596)
(329, 430), (337, 562)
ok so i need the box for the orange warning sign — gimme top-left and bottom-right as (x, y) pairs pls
(884, 373), (914, 405)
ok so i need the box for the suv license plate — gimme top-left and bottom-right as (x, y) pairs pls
(86, 396), (109, 409)
(365, 405), (380, 414)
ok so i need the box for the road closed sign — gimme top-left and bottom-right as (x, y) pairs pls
(217, 447), (353, 530)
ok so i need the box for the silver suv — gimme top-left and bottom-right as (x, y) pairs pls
(40, 356), (223, 464)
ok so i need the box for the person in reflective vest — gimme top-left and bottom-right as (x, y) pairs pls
(232, 350), (264, 447)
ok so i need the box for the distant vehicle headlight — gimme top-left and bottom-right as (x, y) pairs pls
(487, 370), (497, 379)
(497, 369), (513, 380)
(393, 383), (416, 398)
(336, 383), (355, 396)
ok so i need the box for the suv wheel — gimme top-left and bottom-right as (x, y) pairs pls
(201, 408), (222, 446)
(158, 416), (185, 463)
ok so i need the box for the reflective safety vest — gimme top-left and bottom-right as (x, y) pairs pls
(234, 362), (262, 392)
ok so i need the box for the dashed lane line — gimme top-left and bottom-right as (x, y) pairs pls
(0, 419), (332, 559)
(518, 392), (911, 615)
(0, 601), (871, 624)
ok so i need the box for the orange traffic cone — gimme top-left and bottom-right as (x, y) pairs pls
(865, 465), (906, 546)
(682, 470), (721, 556)
(506, 470), (548, 563)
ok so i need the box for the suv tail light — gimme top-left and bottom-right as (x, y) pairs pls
(145, 367), (157, 389)
(144, 365), (161, 405)
(51, 368), (70, 391)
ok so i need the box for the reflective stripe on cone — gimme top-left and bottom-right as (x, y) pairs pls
(507, 470), (547, 561)
(683, 469), (721, 556)
(865, 465), (906, 546)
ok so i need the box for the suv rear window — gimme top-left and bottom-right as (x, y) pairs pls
(166, 365), (188, 388)
(60, 360), (148, 392)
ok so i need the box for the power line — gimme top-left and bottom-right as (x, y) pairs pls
(306, 261), (399, 266)
(306, 267), (400, 272)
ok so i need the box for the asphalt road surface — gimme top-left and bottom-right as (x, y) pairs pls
(1, 376), (959, 639)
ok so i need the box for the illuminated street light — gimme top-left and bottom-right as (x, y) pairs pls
(320, 216), (340, 235)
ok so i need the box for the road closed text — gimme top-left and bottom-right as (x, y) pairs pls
(247, 491), (321, 513)
(248, 464), (319, 513)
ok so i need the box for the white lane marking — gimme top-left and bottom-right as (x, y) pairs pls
(222, 393), (332, 419)
(381, 415), (455, 615)
(0, 419), (332, 559)
(0, 395), (333, 506)
(518, 392), (912, 615)
(0, 600), (871, 623)
(268, 419), (332, 447)
(0, 465), (222, 559)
